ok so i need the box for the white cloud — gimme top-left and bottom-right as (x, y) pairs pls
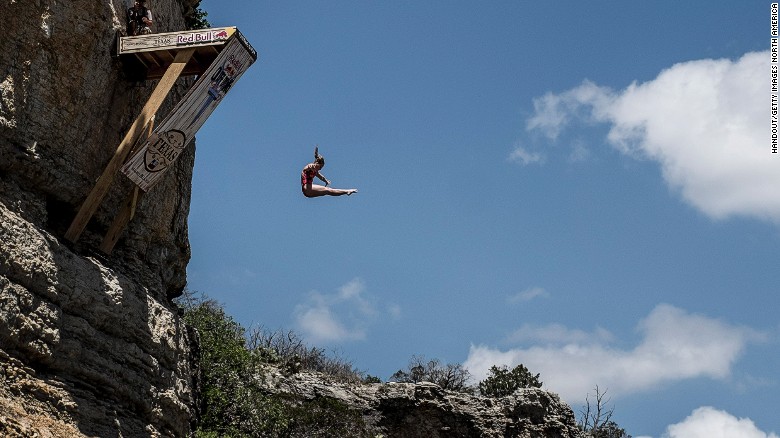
(568, 141), (591, 163)
(525, 51), (778, 223)
(508, 144), (544, 165)
(337, 278), (376, 316)
(337, 277), (364, 300)
(464, 304), (763, 403)
(527, 80), (615, 140)
(663, 407), (779, 438)
(507, 286), (549, 304)
(387, 303), (402, 320)
(505, 323), (613, 345)
(294, 277), (396, 343)
(295, 298), (365, 343)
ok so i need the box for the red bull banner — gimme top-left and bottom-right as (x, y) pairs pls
(121, 31), (257, 191)
(119, 27), (236, 53)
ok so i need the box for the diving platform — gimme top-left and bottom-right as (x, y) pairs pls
(65, 27), (257, 253)
(118, 27), (256, 79)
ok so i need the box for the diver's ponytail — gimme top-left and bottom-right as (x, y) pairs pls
(314, 146), (324, 166)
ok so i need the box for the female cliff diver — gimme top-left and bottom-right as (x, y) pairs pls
(301, 147), (358, 198)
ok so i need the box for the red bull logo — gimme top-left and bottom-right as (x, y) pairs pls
(177, 29), (231, 44)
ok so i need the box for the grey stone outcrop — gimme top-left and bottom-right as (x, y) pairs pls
(261, 367), (586, 437)
(1, 0), (197, 436)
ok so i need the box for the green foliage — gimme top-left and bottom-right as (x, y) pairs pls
(478, 364), (542, 398)
(590, 421), (631, 438)
(180, 293), (372, 437)
(363, 374), (382, 384)
(390, 355), (472, 392)
(184, 299), (289, 436)
(247, 326), (367, 383)
(281, 396), (373, 437)
(185, 7), (210, 30)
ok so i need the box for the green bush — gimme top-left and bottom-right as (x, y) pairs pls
(478, 364), (542, 398)
(390, 355), (472, 392)
(578, 387), (632, 438)
(247, 326), (366, 383)
(185, 7), (210, 30)
(184, 299), (289, 436)
(363, 375), (382, 384)
(179, 293), (371, 437)
(589, 421), (631, 438)
(281, 396), (372, 437)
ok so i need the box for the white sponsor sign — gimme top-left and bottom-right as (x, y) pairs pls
(118, 27), (236, 53)
(121, 33), (256, 191)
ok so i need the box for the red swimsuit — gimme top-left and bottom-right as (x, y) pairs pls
(301, 165), (317, 191)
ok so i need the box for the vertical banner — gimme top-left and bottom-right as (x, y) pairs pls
(121, 34), (257, 191)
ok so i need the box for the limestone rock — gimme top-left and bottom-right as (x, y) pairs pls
(0, 0), (196, 298)
(261, 368), (587, 438)
(0, 200), (195, 437)
(1, 0), (200, 436)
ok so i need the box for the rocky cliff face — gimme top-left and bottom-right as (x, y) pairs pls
(1, 0), (199, 436)
(261, 368), (586, 438)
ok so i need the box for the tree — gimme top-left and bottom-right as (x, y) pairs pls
(183, 298), (291, 436)
(478, 364), (542, 398)
(591, 421), (631, 438)
(390, 355), (472, 392)
(179, 292), (372, 437)
(578, 386), (631, 438)
(185, 7), (210, 30)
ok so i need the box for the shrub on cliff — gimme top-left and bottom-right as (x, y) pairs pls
(578, 386), (632, 438)
(185, 6), (210, 30)
(180, 293), (372, 437)
(247, 326), (367, 383)
(390, 355), (472, 392)
(183, 298), (291, 436)
(478, 364), (542, 398)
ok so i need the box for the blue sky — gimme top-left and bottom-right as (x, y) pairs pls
(184, 2), (778, 437)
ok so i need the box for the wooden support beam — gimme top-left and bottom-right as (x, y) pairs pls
(99, 115), (156, 254)
(65, 47), (195, 243)
(100, 187), (142, 254)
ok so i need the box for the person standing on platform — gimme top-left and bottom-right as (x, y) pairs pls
(127, 0), (153, 36)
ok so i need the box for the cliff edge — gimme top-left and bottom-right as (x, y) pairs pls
(1, 0), (198, 436)
(259, 367), (586, 437)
